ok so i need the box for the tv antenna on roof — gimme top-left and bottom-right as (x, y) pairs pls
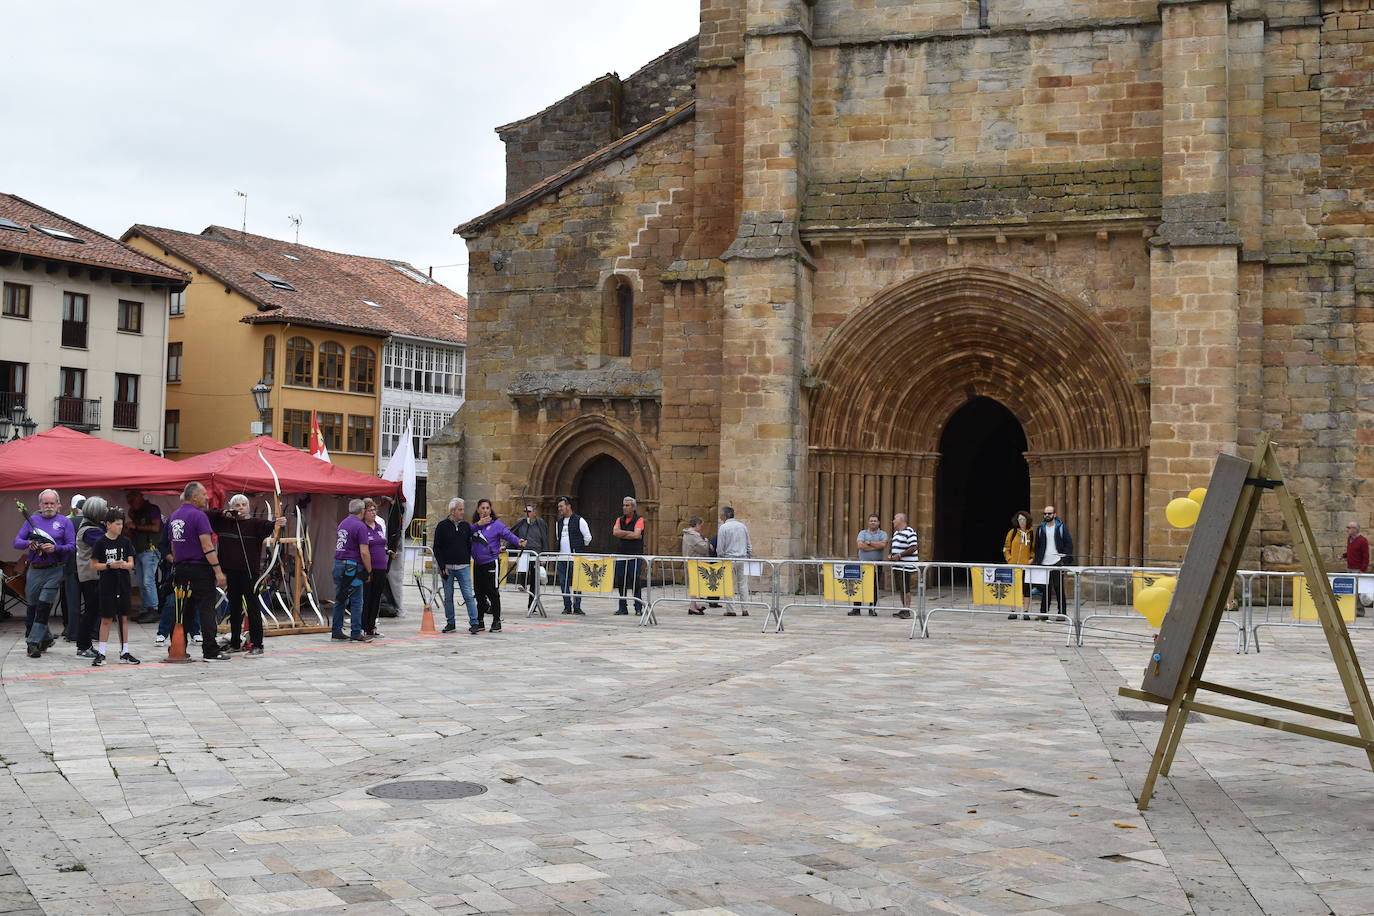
(287, 214), (302, 244)
(234, 190), (248, 234)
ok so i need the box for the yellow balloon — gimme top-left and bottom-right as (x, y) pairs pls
(1165, 497), (1201, 528)
(1134, 585), (1172, 628)
(1153, 576), (1178, 592)
(1188, 487), (1207, 505)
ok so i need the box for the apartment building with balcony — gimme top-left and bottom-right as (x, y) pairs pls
(0, 194), (186, 449)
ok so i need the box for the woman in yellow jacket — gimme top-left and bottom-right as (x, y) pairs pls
(1004, 510), (1036, 620)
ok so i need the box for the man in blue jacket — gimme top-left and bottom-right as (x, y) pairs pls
(1033, 505), (1074, 621)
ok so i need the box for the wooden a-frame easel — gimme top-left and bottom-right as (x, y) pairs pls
(1119, 433), (1374, 810)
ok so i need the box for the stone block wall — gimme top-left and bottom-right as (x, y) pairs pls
(809, 26), (1162, 175)
(497, 39), (697, 199)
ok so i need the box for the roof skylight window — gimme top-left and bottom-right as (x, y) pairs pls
(32, 224), (83, 242)
(0, 217), (27, 233)
(253, 270), (297, 291)
(389, 262), (433, 285)
(283, 253), (301, 261)
(361, 299), (381, 308)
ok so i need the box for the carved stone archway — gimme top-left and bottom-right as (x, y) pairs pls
(808, 267), (1148, 563)
(526, 414), (660, 527)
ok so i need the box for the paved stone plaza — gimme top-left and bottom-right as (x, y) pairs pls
(1, 595), (1372, 915)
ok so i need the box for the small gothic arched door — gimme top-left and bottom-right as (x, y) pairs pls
(934, 397), (1030, 562)
(576, 454), (635, 550)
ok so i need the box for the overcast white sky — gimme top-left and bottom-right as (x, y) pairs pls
(3, 1), (700, 297)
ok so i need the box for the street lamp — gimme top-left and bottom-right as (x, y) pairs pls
(251, 381), (271, 436)
(4, 405), (35, 441)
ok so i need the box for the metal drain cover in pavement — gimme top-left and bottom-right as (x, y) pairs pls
(366, 780), (487, 800)
(1114, 710), (1203, 723)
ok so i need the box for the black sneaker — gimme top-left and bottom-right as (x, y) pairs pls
(895, 610), (913, 620)
(246, 647), (264, 656)
(867, 609), (878, 616)
(489, 626), (502, 633)
(331, 633), (349, 640)
(349, 634), (373, 642)
(469, 626), (481, 634)
(218, 642), (240, 653)
(561, 609), (573, 615)
(92, 652), (106, 667)
(120, 652), (140, 665)
(847, 609), (861, 617)
(26, 643), (40, 658)
(571, 609), (585, 615)
(366, 631), (383, 639)
(203, 654), (231, 662)
(76, 647), (97, 658)
(613, 610), (629, 615)
(442, 623), (457, 633)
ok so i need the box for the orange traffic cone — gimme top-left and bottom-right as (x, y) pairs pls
(419, 600), (438, 635)
(166, 621), (194, 663)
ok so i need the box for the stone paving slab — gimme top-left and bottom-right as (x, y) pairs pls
(1, 599), (1373, 914)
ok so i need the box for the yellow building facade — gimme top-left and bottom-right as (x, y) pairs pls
(123, 225), (465, 476)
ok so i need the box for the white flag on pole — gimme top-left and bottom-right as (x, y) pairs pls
(382, 417), (417, 535)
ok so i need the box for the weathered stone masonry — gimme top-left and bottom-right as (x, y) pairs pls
(440, 0), (1374, 569)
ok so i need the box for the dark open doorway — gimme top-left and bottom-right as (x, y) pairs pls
(575, 454), (634, 550)
(935, 397), (1030, 563)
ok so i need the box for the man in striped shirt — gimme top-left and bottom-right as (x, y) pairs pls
(888, 514), (918, 620)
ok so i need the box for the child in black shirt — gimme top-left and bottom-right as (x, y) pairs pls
(90, 507), (140, 666)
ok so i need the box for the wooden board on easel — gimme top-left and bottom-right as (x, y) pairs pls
(1119, 433), (1374, 810)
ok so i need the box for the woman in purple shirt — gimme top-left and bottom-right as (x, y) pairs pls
(361, 499), (392, 639)
(470, 499), (524, 633)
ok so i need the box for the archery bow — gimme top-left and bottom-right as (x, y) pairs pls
(295, 503), (325, 624)
(253, 448), (286, 617)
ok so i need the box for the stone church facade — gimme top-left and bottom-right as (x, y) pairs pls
(437, 0), (1374, 565)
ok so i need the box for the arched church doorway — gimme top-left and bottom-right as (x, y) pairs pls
(575, 454), (634, 549)
(935, 398), (1029, 563)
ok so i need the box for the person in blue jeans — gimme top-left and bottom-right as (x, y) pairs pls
(126, 491), (163, 622)
(432, 498), (477, 633)
(332, 499), (373, 641)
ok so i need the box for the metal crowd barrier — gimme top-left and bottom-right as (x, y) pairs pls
(1245, 570), (1374, 651)
(766, 558), (919, 634)
(646, 555), (776, 625)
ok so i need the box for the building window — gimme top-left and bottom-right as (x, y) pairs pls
(380, 407), (450, 460)
(165, 409), (180, 450)
(382, 341), (464, 396)
(318, 411), (342, 451)
(56, 367), (93, 428)
(60, 367), (86, 399)
(61, 292), (89, 348)
(169, 290), (185, 317)
(286, 336), (313, 386)
(262, 335), (275, 385)
(282, 409), (310, 448)
(3, 282), (31, 319)
(167, 342), (183, 382)
(117, 299), (143, 334)
(114, 373), (139, 429)
(617, 282), (633, 357)
(0, 361), (27, 417)
(318, 341), (344, 390)
(347, 414), (374, 453)
(349, 345), (376, 393)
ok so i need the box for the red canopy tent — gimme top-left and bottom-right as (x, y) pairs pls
(173, 436), (401, 505)
(0, 426), (188, 492)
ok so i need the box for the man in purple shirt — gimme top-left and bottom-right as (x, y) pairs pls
(332, 498), (374, 641)
(169, 481), (230, 661)
(13, 488), (76, 658)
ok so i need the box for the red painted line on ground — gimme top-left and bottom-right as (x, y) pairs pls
(0, 620), (580, 683)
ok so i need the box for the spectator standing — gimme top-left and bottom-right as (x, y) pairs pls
(681, 516), (711, 615)
(59, 495), (84, 640)
(851, 514), (888, 617)
(126, 490), (163, 623)
(433, 498), (478, 633)
(1033, 505), (1074, 621)
(716, 506), (753, 617)
(612, 496), (646, 615)
(888, 513), (918, 620)
(1343, 522), (1370, 615)
(332, 498), (373, 642)
(361, 499), (393, 639)
(511, 502), (550, 612)
(554, 496), (592, 615)
(470, 499), (524, 632)
(169, 482), (230, 661)
(209, 495), (285, 654)
(89, 506), (139, 666)
(1004, 509), (1036, 621)
(13, 489), (75, 658)
(73, 497), (109, 658)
